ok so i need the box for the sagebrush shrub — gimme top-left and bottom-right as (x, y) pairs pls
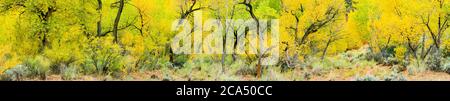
(383, 72), (407, 81)
(356, 75), (378, 81)
(23, 55), (51, 79)
(62, 65), (79, 80)
(2, 65), (29, 81)
(84, 39), (124, 75)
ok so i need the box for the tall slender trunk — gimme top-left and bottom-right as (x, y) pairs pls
(96, 0), (102, 36)
(321, 38), (332, 60)
(113, 0), (125, 43)
(242, 0), (262, 78)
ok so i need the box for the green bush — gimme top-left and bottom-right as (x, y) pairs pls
(61, 64), (79, 80)
(80, 59), (96, 75)
(84, 42), (124, 75)
(2, 65), (30, 81)
(406, 60), (427, 75)
(365, 46), (400, 66)
(426, 51), (445, 72)
(172, 54), (189, 67)
(365, 52), (382, 62)
(330, 58), (352, 69)
(229, 60), (247, 73)
(383, 57), (401, 66)
(235, 61), (256, 76)
(443, 58), (450, 73)
(383, 71), (407, 81)
(44, 46), (79, 74)
(311, 61), (328, 75)
(339, 48), (368, 63)
(309, 57), (352, 75)
(135, 51), (163, 71)
(355, 74), (378, 81)
(23, 55), (51, 79)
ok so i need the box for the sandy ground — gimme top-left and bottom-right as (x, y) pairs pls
(21, 65), (450, 81)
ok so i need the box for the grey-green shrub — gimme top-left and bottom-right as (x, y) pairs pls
(62, 65), (79, 80)
(2, 65), (30, 81)
(23, 55), (51, 79)
(383, 72), (407, 81)
(406, 60), (427, 75)
(356, 75), (378, 81)
(84, 44), (123, 75)
(443, 58), (450, 73)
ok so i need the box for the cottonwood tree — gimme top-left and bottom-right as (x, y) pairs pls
(168, 0), (207, 80)
(367, 0), (449, 70)
(420, 0), (450, 70)
(280, 0), (343, 62)
(206, 0), (237, 75)
(321, 23), (344, 60)
(239, 0), (264, 78)
(238, 0), (281, 78)
(0, 0), (58, 52)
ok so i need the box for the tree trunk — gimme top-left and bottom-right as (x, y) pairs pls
(113, 0), (125, 44)
(321, 38), (332, 60)
(38, 7), (56, 52)
(96, 0), (102, 36)
(242, 0), (262, 78)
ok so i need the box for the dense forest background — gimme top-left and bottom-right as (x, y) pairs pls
(0, 0), (449, 81)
